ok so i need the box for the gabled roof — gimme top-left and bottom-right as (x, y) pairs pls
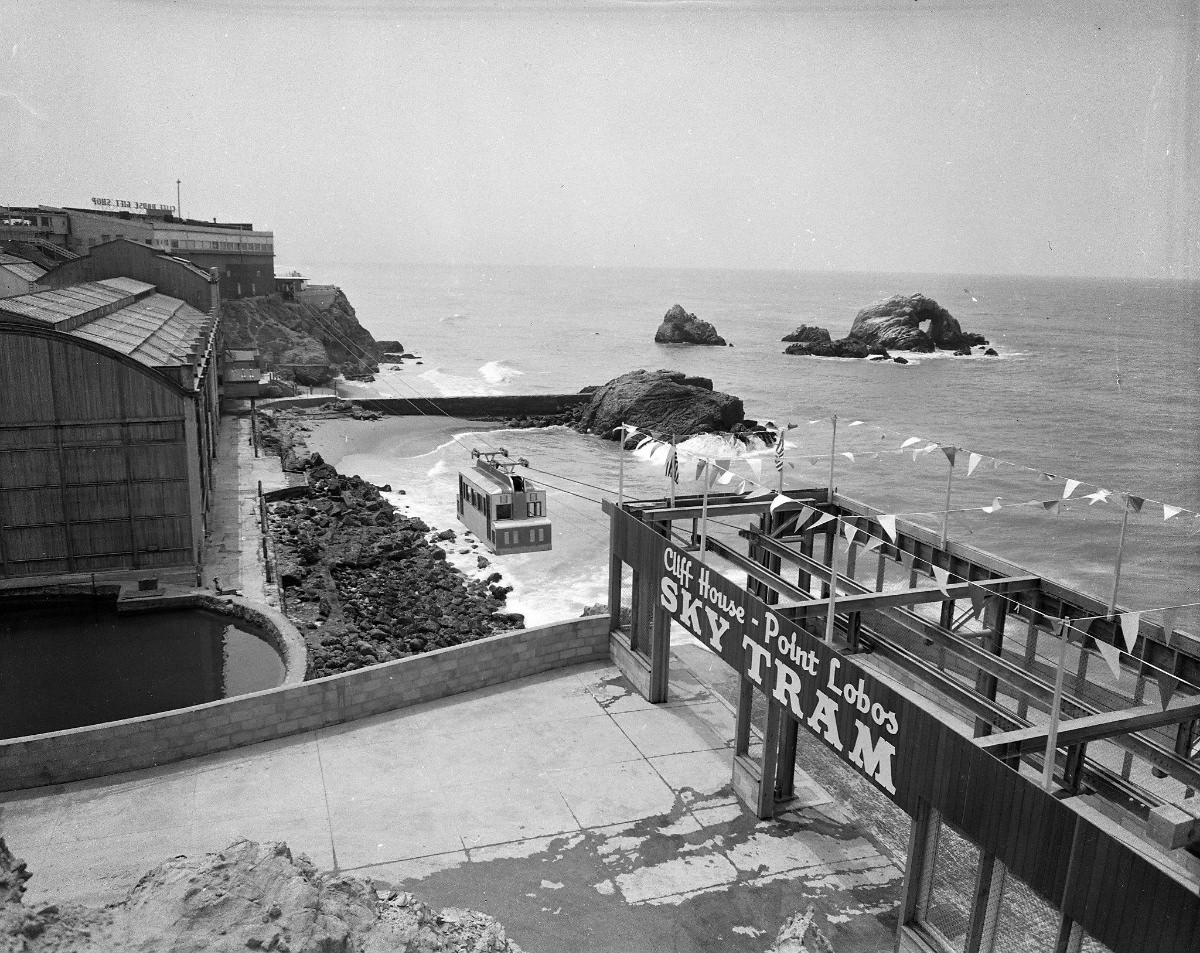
(0, 277), (214, 379)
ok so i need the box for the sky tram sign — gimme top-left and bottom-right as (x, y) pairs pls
(630, 510), (911, 803)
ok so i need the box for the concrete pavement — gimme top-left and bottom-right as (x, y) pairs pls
(0, 653), (901, 952)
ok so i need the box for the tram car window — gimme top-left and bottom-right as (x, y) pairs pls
(456, 451), (552, 555)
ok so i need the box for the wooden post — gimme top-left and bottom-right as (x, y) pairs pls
(668, 434), (677, 509)
(698, 464), (711, 564)
(617, 421), (626, 509)
(776, 429), (785, 493)
(939, 451), (955, 547)
(1043, 618), (1071, 791)
(827, 415), (838, 498)
(1106, 498), (1131, 618)
(825, 517), (840, 645)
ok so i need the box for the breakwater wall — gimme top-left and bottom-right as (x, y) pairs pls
(0, 614), (610, 793)
(264, 393), (591, 417)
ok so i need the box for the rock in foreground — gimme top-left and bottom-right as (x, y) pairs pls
(847, 293), (987, 352)
(654, 304), (727, 346)
(577, 369), (744, 439)
(0, 837), (523, 952)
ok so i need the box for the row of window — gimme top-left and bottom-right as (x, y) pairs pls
(494, 527), (547, 547)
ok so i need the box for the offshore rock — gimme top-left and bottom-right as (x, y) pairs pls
(783, 338), (870, 359)
(781, 325), (833, 346)
(0, 837), (524, 952)
(576, 369), (744, 440)
(221, 288), (382, 385)
(846, 293), (987, 352)
(654, 304), (728, 346)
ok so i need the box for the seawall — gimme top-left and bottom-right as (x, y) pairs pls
(264, 393), (592, 417)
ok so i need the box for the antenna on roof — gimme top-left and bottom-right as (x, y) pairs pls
(176, 179), (181, 219)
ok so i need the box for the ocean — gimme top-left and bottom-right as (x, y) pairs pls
(294, 262), (1199, 633)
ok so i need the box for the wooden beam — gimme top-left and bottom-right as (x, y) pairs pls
(777, 575), (1040, 616)
(641, 498), (817, 522)
(978, 699), (1200, 754)
(705, 537), (813, 604)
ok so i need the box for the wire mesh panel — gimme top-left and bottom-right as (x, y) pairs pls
(992, 868), (1059, 953)
(923, 819), (980, 952)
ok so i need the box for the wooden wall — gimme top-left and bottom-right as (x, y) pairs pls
(0, 325), (199, 577)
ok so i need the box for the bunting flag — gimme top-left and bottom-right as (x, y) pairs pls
(808, 456), (822, 467)
(1063, 479), (1081, 499)
(969, 587), (988, 619)
(748, 458), (763, 480)
(774, 432), (786, 471)
(1161, 607), (1179, 639)
(1083, 488), (1111, 505)
(737, 479), (748, 494)
(635, 435), (655, 451)
(878, 514), (897, 542)
(862, 536), (884, 554)
(841, 452), (856, 463)
(901, 437), (922, 449)
(1096, 640), (1122, 684)
(694, 460), (707, 482)
(664, 446), (679, 484)
(809, 512), (835, 530)
(1119, 611), (1140, 653)
(941, 446), (957, 466)
(900, 550), (916, 580)
(849, 420), (864, 427)
(769, 493), (791, 513)
(1163, 504), (1183, 521)
(921, 443), (939, 454)
(967, 452), (983, 476)
(1042, 500), (1062, 515)
(717, 465), (735, 486)
(932, 566), (951, 597)
(1124, 494), (1144, 513)
(1038, 471), (1055, 483)
(981, 497), (1002, 514)
(1156, 671), (1178, 710)
(842, 521), (857, 544)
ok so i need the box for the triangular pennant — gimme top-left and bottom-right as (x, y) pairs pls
(809, 512), (835, 530)
(900, 551), (916, 581)
(717, 466), (735, 486)
(865, 452), (880, 461)
(1096, 640), (1122, 684)
(1052, 618), (1066, 638)
(1163, 504), (1183, 521)
(1083, 488), (1111, 505)
(808, 456), (822, 467)
(932, 566), (951, 597)
(694, 459), (707, 482)
(747, 458), (763, 480)
(969, 587), (987, 619)
(770, 493), (791, 513)
(841, 452), (856, 463)
(1125, 494), (1144, 513)
(967, 452), (982, 476)
(1042, 500), (1061, 515)
(981, 497), (1002, 514)
(900, 437), (922, 449)
(635, 435), (655, 451)
(842, 521), (857, 544)
(862, 536), (884, 554)
(1038, 471), (1055, 483)
(794, 505), (814, 528)
(786, 423), (798, 430)
(808, 418), (823, 426)
(1063, 479), (1081, 500)
(878, 515), (897, 542)
(1161, 607), (1179, 639)
(941, 446), (957, 466)
(849, 420), (864, 427)
(1156, 670), (1178, 710)
(922, 443), (939, 455)
(1120, 611), (1140, 653)
(737, 479), (748, 494)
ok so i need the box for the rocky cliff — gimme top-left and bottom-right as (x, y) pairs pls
(576, 369), (745, 439)
(846, 293), (987, 352)
(221, 290), (385, 386)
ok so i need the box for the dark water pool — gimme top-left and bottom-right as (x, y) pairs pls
(0, 602), (285, 739)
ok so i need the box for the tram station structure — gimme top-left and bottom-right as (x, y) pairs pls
(604, 489), (1200, 953)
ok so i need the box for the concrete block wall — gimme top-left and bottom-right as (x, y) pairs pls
(0, 615), (611, 793)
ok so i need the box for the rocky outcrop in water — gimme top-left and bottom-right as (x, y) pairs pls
(654, 304), (727, 346)
(221, 289), (385, 386)
(0, 837), (523, 952)
(576, 369), (744, 440)
(783, 338), (871, 359)
(781, 325), (833, 346)
(846, 293), (987, 352)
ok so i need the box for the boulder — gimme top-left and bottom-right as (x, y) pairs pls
(654, 304), (727, 346)
(847, 293), (988, 352)
(781, 325), (833, 345)
(576, 369), (744, 440)
(783, 338), (870, 359)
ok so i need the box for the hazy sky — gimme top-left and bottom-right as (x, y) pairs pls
(3, 1), (1196, 278)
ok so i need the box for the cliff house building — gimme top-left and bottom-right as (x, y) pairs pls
(0, 242), (221, 580)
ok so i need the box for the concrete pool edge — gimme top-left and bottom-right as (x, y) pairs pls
(0, 613), (611, 794)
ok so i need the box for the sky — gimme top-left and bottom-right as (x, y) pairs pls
(2, 1), (1197, 278)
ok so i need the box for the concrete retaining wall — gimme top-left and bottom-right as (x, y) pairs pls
(0, 614), (611, 793)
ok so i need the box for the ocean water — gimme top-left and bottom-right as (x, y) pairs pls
(297, 262), (1199, 632)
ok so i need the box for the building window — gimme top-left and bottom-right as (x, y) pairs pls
(211, 241), (219, 249)
(171, 239), (178, 248)
(225, 267), (232, 277)
(527, 500), (543, 517)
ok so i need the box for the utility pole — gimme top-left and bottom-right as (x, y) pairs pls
(176, 179), (181, 218)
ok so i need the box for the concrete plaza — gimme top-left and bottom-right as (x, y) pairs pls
(0, 651), (901, 952)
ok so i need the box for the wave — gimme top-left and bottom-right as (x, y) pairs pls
(418, 368), (502, 397)
(479, 360), (524, 385)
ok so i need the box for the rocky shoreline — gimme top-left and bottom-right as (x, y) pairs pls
(258, 411), (522, 680)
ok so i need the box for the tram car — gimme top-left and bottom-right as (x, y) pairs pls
(457, 450), (552, 555)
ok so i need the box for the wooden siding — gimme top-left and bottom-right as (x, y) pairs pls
(0, 326), (200, 577)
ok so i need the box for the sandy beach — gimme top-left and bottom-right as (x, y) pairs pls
(298, 412), (503, 467)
